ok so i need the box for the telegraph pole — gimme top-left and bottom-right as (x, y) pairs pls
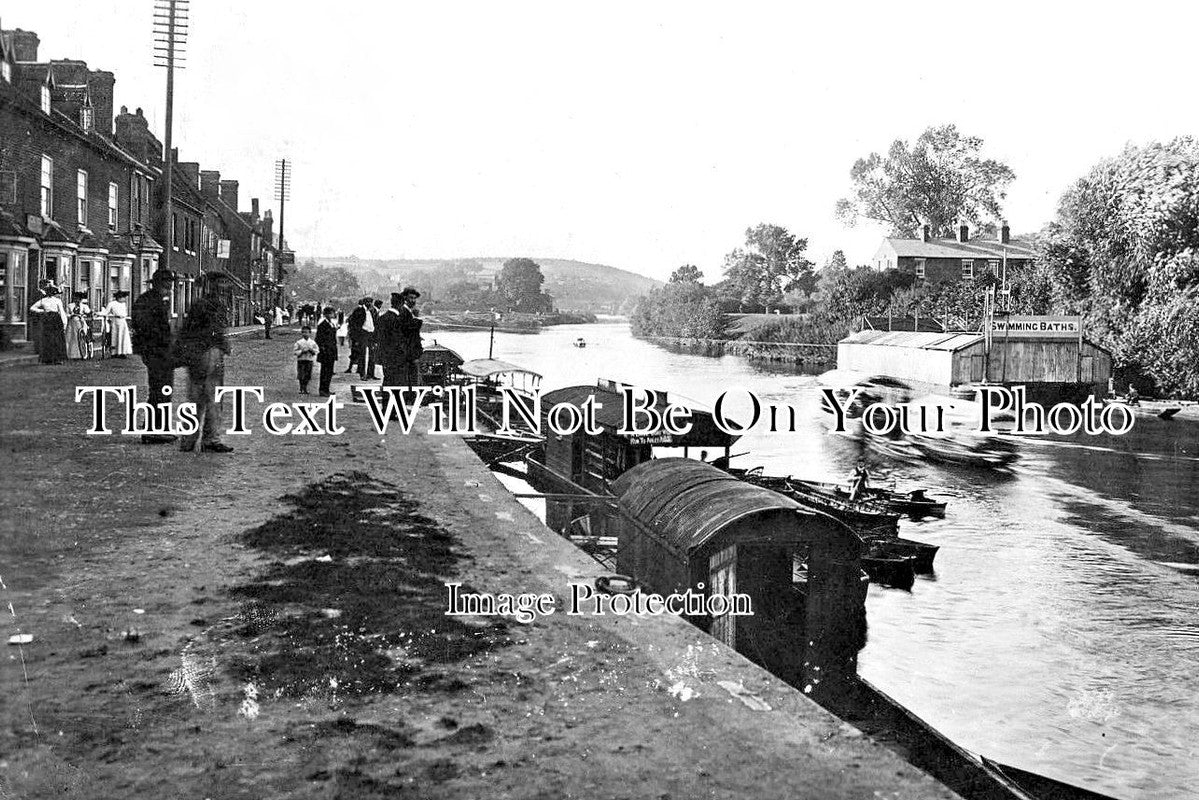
(153, 0), (188, 276)
(274, 158), (291, 311)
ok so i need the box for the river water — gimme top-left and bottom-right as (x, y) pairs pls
(427, 321), (1199, 800)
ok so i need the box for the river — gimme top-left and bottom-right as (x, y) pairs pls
(426, 320), (1199, 800)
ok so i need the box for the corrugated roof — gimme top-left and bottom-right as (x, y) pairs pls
(611, 458), (824, 556)
(460, 358), (541, 379)
(842, 330), (984, 351)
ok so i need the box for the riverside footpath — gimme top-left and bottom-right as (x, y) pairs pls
(0, 332), (959, 800)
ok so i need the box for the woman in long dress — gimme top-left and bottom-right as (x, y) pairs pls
(30, 285), (68, 364)
(65, 292), (92, 360)
(99, 290), (134, 358)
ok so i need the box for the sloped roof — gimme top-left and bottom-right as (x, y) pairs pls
(883, 237), (1037, 260)
(842, 329), (985, 352)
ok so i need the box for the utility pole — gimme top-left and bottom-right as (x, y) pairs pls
(274, 158), (291, 311)
(153, 0), (188, 276)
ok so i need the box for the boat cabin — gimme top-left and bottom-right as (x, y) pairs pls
(532, 379), (738, 494)
(419, 341), (465, 387)
(611, 458), (866, 699)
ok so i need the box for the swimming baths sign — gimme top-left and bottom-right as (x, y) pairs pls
(989, 315), (1082, 338)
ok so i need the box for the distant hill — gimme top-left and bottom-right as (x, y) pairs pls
(306, 256), (661, 314)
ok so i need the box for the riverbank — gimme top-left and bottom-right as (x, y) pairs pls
(0, 337), (959, 799)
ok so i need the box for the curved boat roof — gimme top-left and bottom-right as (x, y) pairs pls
(611, 458), (846, 556)
(460, 358), (543, 380)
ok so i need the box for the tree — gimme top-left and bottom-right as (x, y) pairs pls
(835, 124), (1015, 237)
(286, 259), (363, 304)
(722, 224), (815, 312)
(1039, 137), (1199, 394)
(496, 257), (548, 311)
(669, 264), (704, 284)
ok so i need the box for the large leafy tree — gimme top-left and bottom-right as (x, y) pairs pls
(669, 264), (704, 284)
(287, 260), (364, 304)
(496, 257), (549, 311)
(721, 224), (815, 312)
(835, 124), (1015, 237)
(1039, 138), (1199, 395)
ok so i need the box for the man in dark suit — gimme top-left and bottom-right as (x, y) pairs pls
(315, 306), (339, 396)
(131, 269), (177, 443)
(346, 297), (370, 376)
(376, 287), (424, 389)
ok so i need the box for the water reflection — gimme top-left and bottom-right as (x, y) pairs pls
(428, 322), (1199, 800)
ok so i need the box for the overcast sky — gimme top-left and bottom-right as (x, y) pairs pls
(15, 1), (1198, 280)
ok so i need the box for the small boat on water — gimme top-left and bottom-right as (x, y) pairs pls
(793, 477), (948, 518)
(908, 431), (1020, 470)
(1102, 396), (1185, 420)
(861, 551), (916, 590)
(735, 470), (901, 536)
(573, 337), (587, 348)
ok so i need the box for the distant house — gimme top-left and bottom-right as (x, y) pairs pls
(872, 223), (1036, 283)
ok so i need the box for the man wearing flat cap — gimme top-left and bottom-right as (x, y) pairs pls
(131, 269), (178, 443)
(375, 287), (424, 390)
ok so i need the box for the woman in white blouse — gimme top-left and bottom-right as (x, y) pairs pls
(29, 285), (68, 364)
(98, 290), (134, 358)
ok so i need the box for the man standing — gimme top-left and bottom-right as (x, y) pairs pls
(131, 270), (177, 444)
(315, 306), (339, 397)
(175, 293), (234, 453)
(363, 298), (382, 380)
(346, 297), (370, 376)
(376, 287), (423, 389)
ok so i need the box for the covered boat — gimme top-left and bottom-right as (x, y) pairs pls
(611, 458), (867, 699)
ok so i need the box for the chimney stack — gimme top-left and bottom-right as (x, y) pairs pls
(998, 222), (1010, 244)
(86, 69), (114, 135)
(9, 29), (39, 62)
(920, 223), (931, 242)
(957, 223), (969, 243)
(200, 170), (221, 201)
(177, 161), (201, 189)
(219, 180), (239, 211)
(251, 198), (259, 219)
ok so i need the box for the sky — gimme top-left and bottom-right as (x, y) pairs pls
(13, 1), (1198, 281)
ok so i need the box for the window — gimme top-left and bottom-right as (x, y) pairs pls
(961, 259), (974, 279)
(172, 212), (179, 248)
(1, 61), (11, 83)
(988, 259), (999, 275)
(914, 258), (926, 280)
(0, 171), (15, 204)
(40, 156), (53, 217)
(40, 84), (51, 114)
(76, 170), (88, 226)
(80, 106), (93, 132)
(0, 250), (28, 323)
(108, 183), (118, 229)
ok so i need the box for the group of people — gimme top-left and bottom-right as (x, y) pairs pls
(294, 287), (424, 396)
(28, 283), (135, 364)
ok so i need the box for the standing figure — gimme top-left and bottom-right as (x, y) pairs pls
(315, 306), (339, 397)
(65, 292), (92, 359)
(175, 293), (233, 453)
(336, 310), (348, 348)
(346, 297), (371, 377)
(364, 298), (382, 380)
(29, 285), (68, 364)
(99, 290), (134, 358)
(848, 461), (870, 501)
(263, 303), (273, 340)
(376, 287), (423, 389)
(131, 270), (178, 444)
(293, 325), (319, 394)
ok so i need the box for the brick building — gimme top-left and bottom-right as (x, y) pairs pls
(0, 23), (285, 340)
(872, 223), (1036, 284)
(0, 28), (163, 341)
